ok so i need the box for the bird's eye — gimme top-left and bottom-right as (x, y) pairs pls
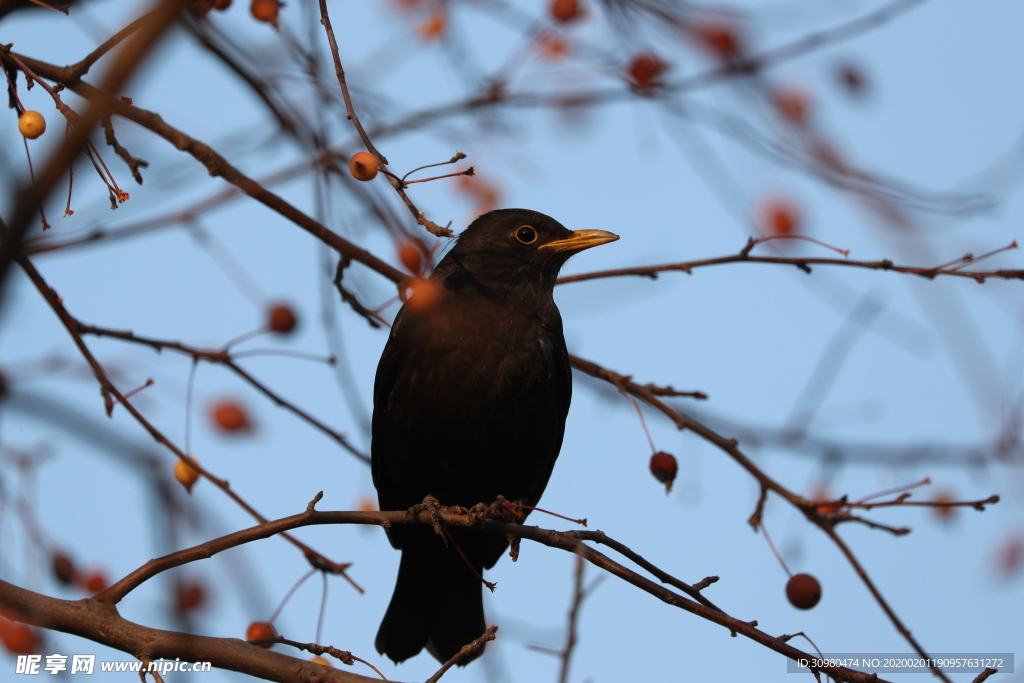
(515, 225), (538, 244)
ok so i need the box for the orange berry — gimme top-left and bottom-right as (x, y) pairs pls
(267, 303), (297, 334)
(760, 196), (801, 236)
(176, 582), (206, 612)
(80, 570), (108, 594)
(418, 8), (446, 41)
(0, 618), (38, 655)
(356, 496), (377, 512)
(649, 451), (678, 493)
(174, 459), (201, 493)
(786, 573), (821, 610)
(246, 621), (277, 647)
(250, 0), (279, 26)
(773, 85), (810, 125)
(211, 400), (251, 433)
(52, 552), (76, 585)
(348, 152), (379, 181)
(550, 0), (582, 23)
(311, 656), (332, 667)
(628, 53), (665, 89)
(689, 19), (743, 60)
(397, 239), (427, 274)
(403, 277), (443, 313)
(18, 111), (46, 139)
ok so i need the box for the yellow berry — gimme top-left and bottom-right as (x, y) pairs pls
(174, 459), (201, 493)
(18, 111), (46, 139)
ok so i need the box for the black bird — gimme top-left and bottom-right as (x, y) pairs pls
(372, 208), (618, 665)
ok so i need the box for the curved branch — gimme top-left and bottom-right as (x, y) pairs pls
(0, 580), (382, 683)
(87, 506), (890, 683)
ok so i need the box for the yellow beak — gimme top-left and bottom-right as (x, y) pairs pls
(540, 229), (620, 253)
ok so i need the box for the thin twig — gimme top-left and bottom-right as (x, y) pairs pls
(557, 553), (585, 683)
(76, 323), (369, 463)
(317, 0), (453, 238)
(556, 243), (1024, 286)
(425, 626), (498, 683)
(16, 254), (362, 592)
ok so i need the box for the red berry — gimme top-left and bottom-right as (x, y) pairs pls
(214, 0), (232, 9)
(628, 53), (664, 89)
(246, 621), (277, 647)
(0, 619), (38, 655)
(760, 196), (801, 236)
(250, 0), (279, 26)
(267, 303), (297, 334)
(211, 400), (251, 433)
(689, 19), (743, 60)
(550, 0), (582, 23)
(348, 152), (379, 181)
(52, 552), (76, 585)
(176, 582), (206, 612)
(537, 32), (569, 61)
(786, 573), (822, 610)
(80, 570), (108, 594)
(773, 85), (810, 125)
(649, 451), (678, 493)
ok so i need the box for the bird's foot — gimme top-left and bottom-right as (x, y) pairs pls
(407, 495), (447, 546)
(507, 534), (521, 562)
(466, 501), (491, 522)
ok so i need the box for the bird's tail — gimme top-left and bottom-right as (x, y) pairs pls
(375, 529), (488, 665)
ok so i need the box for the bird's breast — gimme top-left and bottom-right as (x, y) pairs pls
(373, 300), (567, 509)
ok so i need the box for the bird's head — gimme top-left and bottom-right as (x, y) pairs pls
(436, 208), (619, 297)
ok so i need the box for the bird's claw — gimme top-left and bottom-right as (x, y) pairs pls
(407, 495), (447, 545)
(467, 502), (490, 521)
(465, 495), (509, 522)
(507, 535), (521, 562)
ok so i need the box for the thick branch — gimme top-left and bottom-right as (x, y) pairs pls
(0, 580), (381, 683)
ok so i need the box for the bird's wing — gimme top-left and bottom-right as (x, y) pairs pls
(371, 311), (407, 515)
(523, 315), (572, 508)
